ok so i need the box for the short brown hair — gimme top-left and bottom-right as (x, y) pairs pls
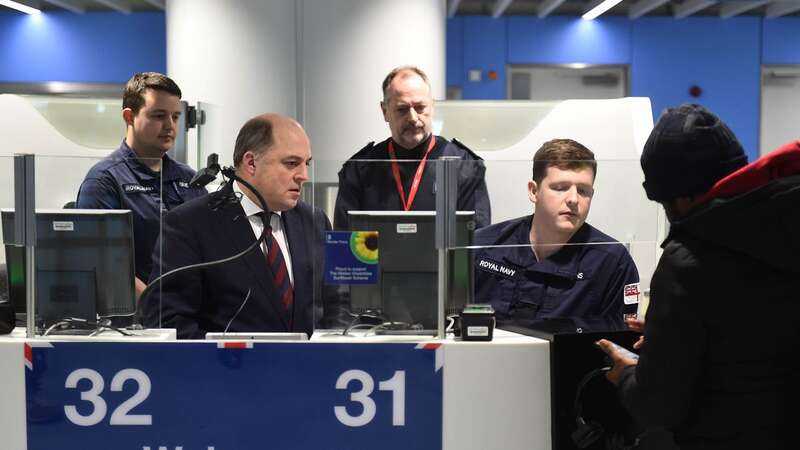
(381, 65), (430, 101)
(532, 139), (597, 184)
(233, 116), (274, 167)
(122, 72), (182, 114)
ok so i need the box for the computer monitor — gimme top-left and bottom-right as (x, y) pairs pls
(1, 209), (136, 329)
(346, 210), (475, 330)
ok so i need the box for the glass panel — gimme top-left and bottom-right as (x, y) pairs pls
(0, 156), (17, 329)
(6, 154), (156, 336)
(0, 156), (14, 212)
(0, 93), (121, 162)
(0, 92), (189, 336)
(196, 101), (224, 173)
(312, 96), (660, 338)
(434, 97), (653, 158)
(0, 92), (134, 335)
(313, 158), (448, 337)
(118, 156), (206, 339)
(456, 158), (659, 335)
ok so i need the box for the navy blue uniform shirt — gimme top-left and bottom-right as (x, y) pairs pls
(76, 140), (206, 281)
(474, 215), (639, 328)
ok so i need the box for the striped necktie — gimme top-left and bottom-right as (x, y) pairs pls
(262, 212), (294, 320)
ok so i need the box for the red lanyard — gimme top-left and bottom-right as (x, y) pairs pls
(387, 136), (437, 211)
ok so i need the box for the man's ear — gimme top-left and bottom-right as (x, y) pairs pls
(528, 180), (539, 204)
(122, 108), (135, 127)
(241, 151), (258, 176)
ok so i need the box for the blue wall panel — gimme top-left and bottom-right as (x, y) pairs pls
(762, 18), (800, 64)
(631, 17), (761, 161)
(461, 16), (507, 99)
(0, 11), (165, 83)
(446, 17), (464, 87)
(507, 16), (631, 65)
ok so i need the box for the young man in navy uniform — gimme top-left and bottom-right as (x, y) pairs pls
(334, 66), (491, 230)
(76, 72), (206, 298)
(474, 139), (639, 329)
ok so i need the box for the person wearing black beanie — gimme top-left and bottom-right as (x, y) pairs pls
(598, 104), (800, 450)
(640, 104), (748, 221)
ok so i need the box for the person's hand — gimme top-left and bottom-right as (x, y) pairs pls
(626, 317), (644, 332)
(596, 339), (638, 386)
(626, 317), (645, 349)
(134, 277), (147, 300)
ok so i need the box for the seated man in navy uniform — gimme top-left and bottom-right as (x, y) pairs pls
(334, 65), (491, 230)
(474, 139), (639, 329)
(76, 72), (206, 298)
(142, 114), (345, 339)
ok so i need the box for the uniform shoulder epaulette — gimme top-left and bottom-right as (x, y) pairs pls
(352, 141), (376, 158)
(450, 138), (483, 160)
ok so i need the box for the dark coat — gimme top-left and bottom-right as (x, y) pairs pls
(619, 142), (800, 449)
(334, 135), (491, 230)
(141, 183), (344, 339)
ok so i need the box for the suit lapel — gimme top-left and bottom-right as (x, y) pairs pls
(283, 206), (312, 332)
(282, 208), (307, 283)
(211, 189), (289, 329)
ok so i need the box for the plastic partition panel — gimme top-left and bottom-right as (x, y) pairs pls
(0, 156), (14, 271)
(0, 94), (122, 207)
(0, 156), (14, 314)
(196, 101), (223, 171)
(32, 155), (141, 335)
(436, 98), (654, 224)
(314, 158), (464, 336)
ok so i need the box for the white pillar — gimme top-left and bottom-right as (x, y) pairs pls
(167, 0), (446, 180)
(299, 0), (446, 180)
(167, 0), (299, 168)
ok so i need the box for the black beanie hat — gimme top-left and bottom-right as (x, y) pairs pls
(641, 104), (748, 202)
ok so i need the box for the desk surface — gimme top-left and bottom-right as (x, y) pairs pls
(1, 327), (176, 342)
(311, 327), (547, 345)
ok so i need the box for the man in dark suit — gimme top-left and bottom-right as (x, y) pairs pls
(141, 113), (343, 339)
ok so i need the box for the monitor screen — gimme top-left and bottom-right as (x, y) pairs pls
(1, 209), (136, 328)
(346, 210), (475, 330)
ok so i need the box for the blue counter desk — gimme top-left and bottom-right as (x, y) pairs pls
(0, 328), (550, 450)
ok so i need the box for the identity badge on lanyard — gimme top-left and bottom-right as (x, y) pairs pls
(387, 136), (437, 211)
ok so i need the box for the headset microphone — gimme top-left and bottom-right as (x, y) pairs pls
(138, 165), (272, 324)
(189, 153), (221, 188)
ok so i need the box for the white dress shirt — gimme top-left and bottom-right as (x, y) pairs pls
(233, 181), (294, 286)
